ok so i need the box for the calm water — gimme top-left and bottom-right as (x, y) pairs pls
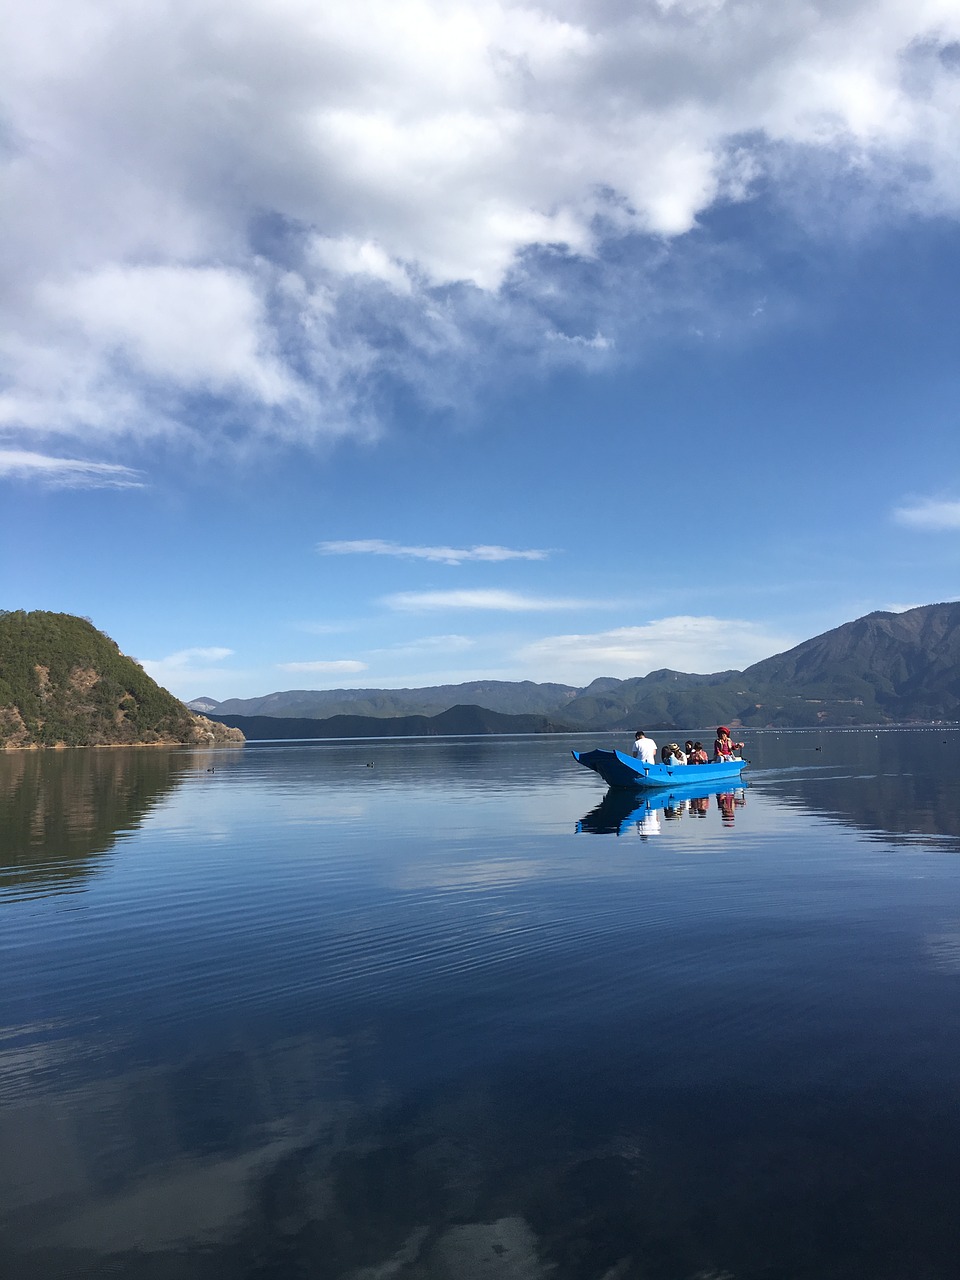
(3, 730), (960, 1279)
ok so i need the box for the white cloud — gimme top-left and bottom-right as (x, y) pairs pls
(42, 265), (299, 402)
(294, 621), (358, 635)
(3, 0), (960, 462)
(382, 589), (601, 611)
(371, 634), (476, 655)
(893, 498), (960, 530)
(515, 615), (797, 681)
(160, 647), (234, 666)
(139, 646), (235, 692)
(0, 449), (142, 487)
(318, 538), (549, 564)
(277, 659), (368, 673)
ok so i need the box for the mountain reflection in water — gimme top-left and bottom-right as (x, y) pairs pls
(714, 728), (960, 851)
(0, 747), (241, 900)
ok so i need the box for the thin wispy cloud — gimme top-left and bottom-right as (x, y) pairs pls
(382, 589), (603, 612)
(277, 660), (368, 674)
(0, 449), (143, 488)
(2, 1), (960, 465)
(294, 621), (358, 636)
(318, 539), (549, 565)
(370, 634), (476, 656)
(893, 499), (960, 530)
(156, 647), (234, 666)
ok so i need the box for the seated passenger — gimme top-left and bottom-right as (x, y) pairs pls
(690, 741), (709, 764)
(714, 726), (744, 761)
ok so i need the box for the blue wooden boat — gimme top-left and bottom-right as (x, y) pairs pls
(572, 748), (746, 790)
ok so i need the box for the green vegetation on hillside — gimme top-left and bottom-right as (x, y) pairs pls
(0, 611), (244, 748)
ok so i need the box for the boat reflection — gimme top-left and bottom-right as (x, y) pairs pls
(577, 780), (748, 836)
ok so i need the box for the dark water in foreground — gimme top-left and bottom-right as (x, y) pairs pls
(3, 729), (960, 1279)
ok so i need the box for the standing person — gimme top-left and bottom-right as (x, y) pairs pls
(632, 730), (657, 764)
(713, 726), (744, 761)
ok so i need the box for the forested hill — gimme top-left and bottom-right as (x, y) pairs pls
(0, 611), (244, 748)
(195, 601), (960, 731)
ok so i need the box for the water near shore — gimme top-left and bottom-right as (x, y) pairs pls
(3, 730), (960, 1278)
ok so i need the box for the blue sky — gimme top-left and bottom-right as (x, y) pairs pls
(3, 0), (960, 702)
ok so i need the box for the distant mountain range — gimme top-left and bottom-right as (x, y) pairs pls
(194, 601), (960, 734)
(211, 705), (573, 740)
(199, 680), (580, 720)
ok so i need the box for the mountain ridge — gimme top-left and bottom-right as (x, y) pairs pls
(211, 704), (573, 740)
(194, 601), (960, 731)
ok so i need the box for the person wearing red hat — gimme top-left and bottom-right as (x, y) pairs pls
(714, 726), (744, 761)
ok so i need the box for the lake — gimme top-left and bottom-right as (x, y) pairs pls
(3, 729), (960, 1279)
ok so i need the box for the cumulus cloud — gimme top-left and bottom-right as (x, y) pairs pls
(382, 588), (603, 611)
(3, 0), (960, 466)
(318, 539), (549, 564)
(139, 646), (235, 690)
(515, 615), (797, 680)
(893, 498), (960, 529)
(277, 659), (368, 673)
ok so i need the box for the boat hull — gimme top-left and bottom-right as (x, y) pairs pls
(572, 748), (746, 790)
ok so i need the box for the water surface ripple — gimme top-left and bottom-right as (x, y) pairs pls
(3, 730), (960, 1278)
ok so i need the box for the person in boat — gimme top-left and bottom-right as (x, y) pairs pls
(689, 741), (709, 764)
(663, 742), (687, 764)
(714, 726), (744, 761)
(684, 739), (695, 759)
(632, 729), (657, 763)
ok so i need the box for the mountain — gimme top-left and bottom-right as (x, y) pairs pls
(0, 611), (245, 748)
(195, 602), (960, 732)
(210, 680), (580, 720)
(209, 704), (572, 739)
(743, 604), (960, 713)
(186, 696), (220, 713)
